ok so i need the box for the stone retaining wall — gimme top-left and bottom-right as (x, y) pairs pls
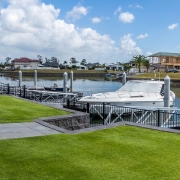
(44, 114), (90, 131)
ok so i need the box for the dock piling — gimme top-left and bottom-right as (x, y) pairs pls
(122, 72), (126, 86)
(164, 75), (170, 107)
(70, 71), (73, 92)
(18, 71), (22, 87)
(34, 70), (37, 89)
(63, 72), (68, 93)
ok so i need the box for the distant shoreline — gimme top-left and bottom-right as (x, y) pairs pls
(1, 71), (180, 86)
(0, 71), (106, 77)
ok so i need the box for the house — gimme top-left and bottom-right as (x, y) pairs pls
(86, 63), (100, 69)
(76, 65), (87, 70)
(105, 63), (124, 71)
(42, 61), (59, 68)
(12, 57), (39, 69)
(128, 60), (136, 68)
(68, 63), (88, 70)
(148, 52), (180, 70)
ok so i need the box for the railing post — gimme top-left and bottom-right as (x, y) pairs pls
(103, 102), (105, 125)
(157, 110), (160, 127)
(67, 99), (70, 108)
(20, 86), (22, 97)
(23, 85), (26, 98)
(7, 83), (10, 94)
(87, 103), (89, 113)
(73, 100), (75, 110)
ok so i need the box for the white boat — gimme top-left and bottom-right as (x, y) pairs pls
(78, 80), (175, 107)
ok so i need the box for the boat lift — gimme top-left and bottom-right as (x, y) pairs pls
(27, 89), (79, 103)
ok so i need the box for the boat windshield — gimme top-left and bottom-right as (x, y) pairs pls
(116, 81), (163, 93)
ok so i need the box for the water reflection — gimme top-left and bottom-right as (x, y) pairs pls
(0, 75), (180, 107)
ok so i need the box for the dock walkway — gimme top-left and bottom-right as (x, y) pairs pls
(0, 122), (61, 140)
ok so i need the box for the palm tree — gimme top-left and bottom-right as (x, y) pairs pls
(133, 55), (147, 73)
(143, 59), (150, 72)
(123, 64), (132, 74)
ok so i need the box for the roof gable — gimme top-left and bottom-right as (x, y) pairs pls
(148, 52), (180, 57)
(12, 57), (39, 62)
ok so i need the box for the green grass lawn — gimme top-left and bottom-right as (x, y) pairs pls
(132, 72), (180, 80)
(0, 95), (71, 123)
(0, 126), (180, 180)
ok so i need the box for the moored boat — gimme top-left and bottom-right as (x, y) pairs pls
(44, 83), (69, 92)
(78, 80), (176, 107)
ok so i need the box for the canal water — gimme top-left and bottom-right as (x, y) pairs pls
(0, 74), (180, 108)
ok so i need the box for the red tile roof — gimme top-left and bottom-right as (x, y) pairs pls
(12, 57), (39, 62)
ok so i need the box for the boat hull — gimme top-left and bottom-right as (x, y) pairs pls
(44, 87), (69, 91)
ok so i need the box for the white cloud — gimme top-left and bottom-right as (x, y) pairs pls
(66, 4), (89, 21)
(0, 0), (117, 63)
(119, 12), (135, 23)
(168, 23), (178, 30)
(137, 33), (148, 39)
(119, 34), (142, 56)
(0, 0), (140, 63)
(91, 17), (101, 23)
(146, 52), (152, 56)
(128, 3), (143, 9)
(114, 6), (121, 15)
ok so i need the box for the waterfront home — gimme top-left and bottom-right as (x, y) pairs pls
(12, 57), (39, 69)
(42, 61), (59, 68)
(105, 63), (124, 71)
(68, 63), (88, 70)
(86, 63), (100, 69)
(148, 52), (180, 71)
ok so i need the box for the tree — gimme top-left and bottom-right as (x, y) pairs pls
(45, 57), (50, 63)
(117, 62), (122, 65)
(5, 57), (11, 65)
(133, 55), (147, 73)
(51, 57), (59, 64)
(37, 55), (43, 64)
(143, 59), (150, 72)
(63, 61), (67, 64)
(81, 59), (87, 65)
(123, 64), (132, 74)
(70, 57), (78, 64)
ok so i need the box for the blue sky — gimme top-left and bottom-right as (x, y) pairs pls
(0, 0), (180, 64)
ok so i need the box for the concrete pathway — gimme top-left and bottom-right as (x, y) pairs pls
(0, 122), (61, 140)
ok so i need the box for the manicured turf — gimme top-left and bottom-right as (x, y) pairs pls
(0, 126), (180, 180)
(0, 95), (71, 123)
(132, 72), (180, 80)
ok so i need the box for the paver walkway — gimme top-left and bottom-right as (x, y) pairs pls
(0, 122), (61, 140)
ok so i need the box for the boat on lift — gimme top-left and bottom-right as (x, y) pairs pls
(44, 83), (69, 92)
(78, 80), (175, 107)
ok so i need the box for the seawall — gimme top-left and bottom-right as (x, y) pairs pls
(1, 71), (106, 77)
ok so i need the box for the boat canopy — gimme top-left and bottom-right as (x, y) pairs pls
(116, 80), (163, 93)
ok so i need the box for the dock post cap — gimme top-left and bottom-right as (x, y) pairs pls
(63, 72), (67, 75)
(164, 75), (170, 80)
